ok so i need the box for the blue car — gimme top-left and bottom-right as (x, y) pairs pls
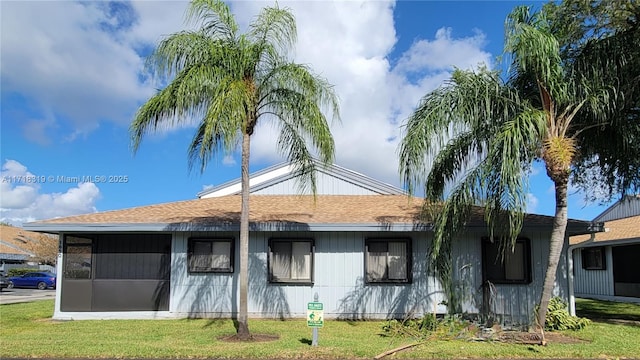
(8, 272), (56, 290)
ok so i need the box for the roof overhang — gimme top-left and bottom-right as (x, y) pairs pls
(23, 222), (433, 234)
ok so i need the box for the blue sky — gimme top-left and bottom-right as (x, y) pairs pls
(0, 0), (617, 225)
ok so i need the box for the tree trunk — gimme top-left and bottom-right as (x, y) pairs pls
(536, 175), (569, 344)
(236, 131), (251, 339)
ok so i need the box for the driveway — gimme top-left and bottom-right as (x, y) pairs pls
(0, 287), (56, 305)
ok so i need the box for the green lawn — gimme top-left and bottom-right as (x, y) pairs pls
(1, 299), (639, 359)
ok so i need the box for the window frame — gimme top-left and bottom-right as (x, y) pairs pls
(481, 237), (532, 285)
(187, 238), (235, 273)
(364, 238), (412, 284)
(581, 246), (606, 270)
(268, 238), (314, 284)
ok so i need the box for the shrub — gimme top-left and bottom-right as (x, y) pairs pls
(543, 297), (591, 331)
(7, 268), (37, 277)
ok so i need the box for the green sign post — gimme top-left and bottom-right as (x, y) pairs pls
(308, 293), (323, 346)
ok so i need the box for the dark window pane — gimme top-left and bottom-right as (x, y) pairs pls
(188, 238), (234, 273)
(269, 239), (313, 283)
(582, 247), (606, 270)
(365, 239), (411, 283)
(482, 238), (531, 284)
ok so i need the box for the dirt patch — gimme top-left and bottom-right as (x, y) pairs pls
(218, 333), (280, 342)
(496, 331), (589, 345)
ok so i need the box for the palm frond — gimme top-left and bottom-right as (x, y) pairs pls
(249, 4), (297, 60)
(186, 0), (237, 40)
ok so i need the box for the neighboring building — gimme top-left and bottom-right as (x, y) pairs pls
(24, 162), (595, 326)
(569, 195), (640, 308)
(1, 225), (39, 274)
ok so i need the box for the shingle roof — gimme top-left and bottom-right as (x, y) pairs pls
(0, 225), (38, 255)
(570, 215), (640, 245)
(30, 195), (423, 225)
(24, 195), (595, 236)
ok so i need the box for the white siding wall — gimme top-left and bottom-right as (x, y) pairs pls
(595, 196), (640, 222)
(253, 172), (384, 195)
(169, 228), (562, 325)
(450, 229), (568, 327)
(572, 247), (614, 297)
(170, 230), (445, 319)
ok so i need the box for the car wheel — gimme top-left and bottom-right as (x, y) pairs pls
(37, 281), (47, 290)
(8, 281), (14, 289)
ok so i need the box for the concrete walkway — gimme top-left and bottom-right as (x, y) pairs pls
(0, 288), (55, 305)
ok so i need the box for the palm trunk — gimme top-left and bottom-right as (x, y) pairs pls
(536, 175), (569, 344)
(237, 131), (251, 339)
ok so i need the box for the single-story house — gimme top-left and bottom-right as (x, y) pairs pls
(24, 162), (596, 326)
(569, 195), (640, 308)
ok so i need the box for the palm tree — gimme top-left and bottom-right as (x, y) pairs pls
(399, 5), (636, 341)
(130, 0), (339, 339)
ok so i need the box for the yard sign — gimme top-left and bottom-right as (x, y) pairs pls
(307, 301), (324, 327)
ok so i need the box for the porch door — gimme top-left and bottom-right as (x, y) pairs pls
(61, 236), (94, 311)
(612, 244), (640, 298)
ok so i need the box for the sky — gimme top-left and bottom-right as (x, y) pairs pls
(0, 0), (620, 226)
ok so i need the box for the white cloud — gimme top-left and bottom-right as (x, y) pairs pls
(395, 28), (491, 74)
(0, 160), (100, 226)
(2, 0), (496, 203)
(241, 1), (493, 186)
(1, 1), (189, 139)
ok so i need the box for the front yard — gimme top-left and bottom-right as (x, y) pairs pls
(1, 298), (639, 359)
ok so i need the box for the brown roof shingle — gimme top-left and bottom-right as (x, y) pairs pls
(0, 225), (41, 255)
(570, 215), (640, 245)
(25, 194), (595, 236)
(31, 195), (424, 226)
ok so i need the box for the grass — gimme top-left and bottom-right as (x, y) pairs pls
(1, 299), (639, 359)
(575, 297), (640, 322)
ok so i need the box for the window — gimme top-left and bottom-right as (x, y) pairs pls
(269, 239), (313, 283)
(64, 236), (93, 279)
(365, 239), (411, 283)
(482, 237), (531, 284)
(188, 238), (234, 273)
(582, 247), (606, 270)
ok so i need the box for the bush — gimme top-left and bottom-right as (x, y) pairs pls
(544, 297), (591, 331)
(7, 268), (37, 277)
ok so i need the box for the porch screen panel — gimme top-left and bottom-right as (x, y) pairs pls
(95, 234), (171, 280)
(64, 236), (93, 279)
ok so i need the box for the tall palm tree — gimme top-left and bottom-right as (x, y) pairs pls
(130, 0), (339, 339)
(399, 5), (636, 341)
